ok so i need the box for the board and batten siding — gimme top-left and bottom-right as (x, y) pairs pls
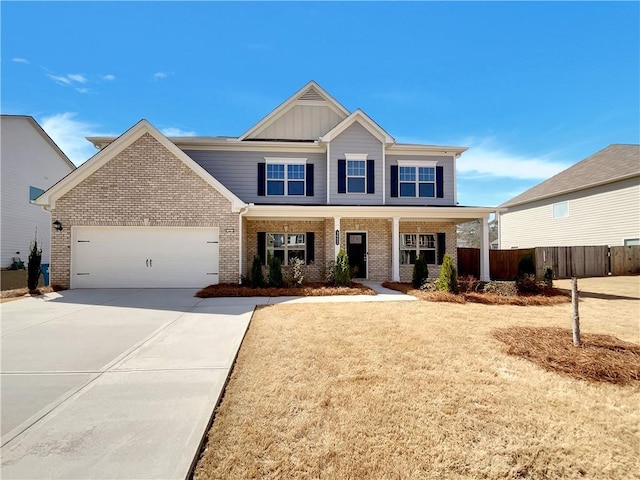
(0, 116), (75, 267)
(184, 150), (326, 205)
(329, 122), (384, 205)
(385, 154), (456, 206)
(499, 176), (640, 248)
(249, 104), (344, 141)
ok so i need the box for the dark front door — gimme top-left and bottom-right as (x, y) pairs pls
(346, 233), (367, 279)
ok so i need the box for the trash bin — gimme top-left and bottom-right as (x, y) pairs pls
(41, 263), (50, 286)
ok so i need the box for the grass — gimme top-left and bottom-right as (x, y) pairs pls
(193, 276), (640, 480)
(195, 282), (376, 298)
(382, 281), (570, 306)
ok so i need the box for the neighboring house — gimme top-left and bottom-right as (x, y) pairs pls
(1, 115), (76, 269)
(497, 144), (640, 249)
(35, 81), (495, 289)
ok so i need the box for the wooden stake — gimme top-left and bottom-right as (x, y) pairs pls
(572, 277), (581, 346)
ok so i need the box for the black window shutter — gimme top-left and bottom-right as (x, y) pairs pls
(437, 233), (446, 265)
(257, 232), (266, 266)
(306, 164), (314, 197)
(390, 165), (398, 197)
(257, 163), (266, 196)
(436, 166), (444, 199)
(306, 232), (315, 263)
(338, 159), (346, 193)
(366, 159), (375, 194)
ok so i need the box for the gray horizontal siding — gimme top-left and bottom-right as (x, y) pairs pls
(329, 123), (383, 205)
(385, 155), (455, 206)
(184, 150), (326, 204)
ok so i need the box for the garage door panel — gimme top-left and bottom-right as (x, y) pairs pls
(72, 227), (220, 288)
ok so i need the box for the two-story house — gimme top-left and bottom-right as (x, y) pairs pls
(35, 82), (495, 289)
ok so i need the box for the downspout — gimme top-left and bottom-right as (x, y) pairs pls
(238, 204), (250, 284)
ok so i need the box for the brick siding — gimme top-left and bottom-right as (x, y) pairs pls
(50, 133), (239, 288)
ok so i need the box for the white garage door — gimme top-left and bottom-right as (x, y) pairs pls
(71, 227), (219, 288)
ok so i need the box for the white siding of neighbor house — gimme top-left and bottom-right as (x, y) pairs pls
(329, 122), (384, 205)
(1, 117), (75, 267)
(250, 104), (344, 141)
(499, 176), (640, 248)
(385, 154), (456, 206)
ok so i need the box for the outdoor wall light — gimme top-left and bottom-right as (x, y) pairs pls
(53, 220), (63, 231)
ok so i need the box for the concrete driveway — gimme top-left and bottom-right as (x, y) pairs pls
(1, 289), (255, 479)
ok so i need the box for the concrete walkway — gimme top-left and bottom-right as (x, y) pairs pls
(0, 284), (413, 479)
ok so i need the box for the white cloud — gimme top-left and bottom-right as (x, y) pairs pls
(46, 73), (72, 85)
(161, 127), (196, 137)
(67, 73), (87, 83)
(153, 72), (167, 80)
(12, 57), (29, 64)
(39, 113), (112, 166)
(75, 88), (90, 94)
(101, 74), (116, 81)
(456, 138), (570, 180)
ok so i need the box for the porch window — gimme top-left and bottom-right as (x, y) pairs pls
(400, 233), (436, 265)
(399, 166), (436, 198)
(265, 159), (306, 196)
(267, 233), (306, 265)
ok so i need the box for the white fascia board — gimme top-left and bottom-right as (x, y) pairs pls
(239, 81), (350, 140)
(320, 110), (395, 145)
(36, 119), (247, 212)
(245, 204), (500, 221)
(265, 157), (307, 164)
(396, 159), (437, 167)
(387, 144), (468, 156)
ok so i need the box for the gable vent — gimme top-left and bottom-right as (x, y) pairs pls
(298, 88), (324, 101)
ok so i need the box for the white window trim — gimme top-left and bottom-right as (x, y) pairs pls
(398, 163), (437, 198)
(345, 153), (368, 161)
(267, 232), (307, 265)
(346, 158), (367, 194)
(399, 233), (437, 265)
(264, 158), (307, 197)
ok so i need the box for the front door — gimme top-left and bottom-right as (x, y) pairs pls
(346, 232), (367, 279)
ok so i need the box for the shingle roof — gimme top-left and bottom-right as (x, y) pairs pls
(499, 144), (640, 208)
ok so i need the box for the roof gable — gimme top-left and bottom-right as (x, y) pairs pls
(320, 109), (395, 145)
(500, 144), (640, 208)
(239, 81), (350, 141)
(35, 120), (246, 211)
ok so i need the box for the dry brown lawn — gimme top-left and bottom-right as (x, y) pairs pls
(193, 276), (640, 480)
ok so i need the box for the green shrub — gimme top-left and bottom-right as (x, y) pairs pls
(412, 253), (429, 288)
(27, 238), (42, 292)
(516, 274), (542, 295)
(268, 255), (283, 287)
(517, 253), (536, 277)
(543, 266), (554, 289)
(436, 254), (459, 294)
(334, 248), (351, 287)
(249, 255), (264, 288)
(291, 257), (305, 286)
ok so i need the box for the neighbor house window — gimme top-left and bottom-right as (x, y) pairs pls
(624, 238), (640, 246)
(398, 163), (436, 197)
(553, 201), (568, 218)
(347, 160), (366, 193)
(400, 233), (436, 265)
(267, 233), (306, 265)
(265, 158), (306, 196)
(29, 186), (45, 202)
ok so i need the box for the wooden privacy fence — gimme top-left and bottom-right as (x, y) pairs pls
(457, 245), (640, 280)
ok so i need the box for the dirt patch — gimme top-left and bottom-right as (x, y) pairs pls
(195, 282), (376, 298)
(383, 282), (570, 306)
(493, 326), (640, 385)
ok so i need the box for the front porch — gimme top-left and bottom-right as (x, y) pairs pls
(240, 205), (495, 283)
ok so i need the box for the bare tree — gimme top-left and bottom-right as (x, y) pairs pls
(572, 277), (581, 346)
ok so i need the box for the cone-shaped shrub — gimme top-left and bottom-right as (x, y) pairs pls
(249, 255), (264, 288)
(334, 248), (351, 287)
(412, 253), (429, 288)
(27, 238), (42, 293)
(268, 255), (283, 287)
(436, 253), (459, 294)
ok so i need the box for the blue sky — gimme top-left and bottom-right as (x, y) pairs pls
(2, 1), (638, 207)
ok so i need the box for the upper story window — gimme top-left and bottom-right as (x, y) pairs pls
(391, 160), (441, 199)
(552, 201), (568, 218)
(265, 158), (306, 196)
(29, 186), (45, 203)
(347, 160), (366, 193)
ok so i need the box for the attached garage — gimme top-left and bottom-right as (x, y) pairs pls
(71, 227), (219, 288)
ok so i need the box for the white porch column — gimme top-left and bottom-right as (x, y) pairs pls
(480, 215), (490, 281)
(392, 216), (400, 282)
(334, 216), (341, 259)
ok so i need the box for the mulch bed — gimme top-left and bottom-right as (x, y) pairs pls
(382, 282), (570, 306)
(195, 282), (376, 298)
(493, 326), (640, 385)
(0, 286), (63, 299)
